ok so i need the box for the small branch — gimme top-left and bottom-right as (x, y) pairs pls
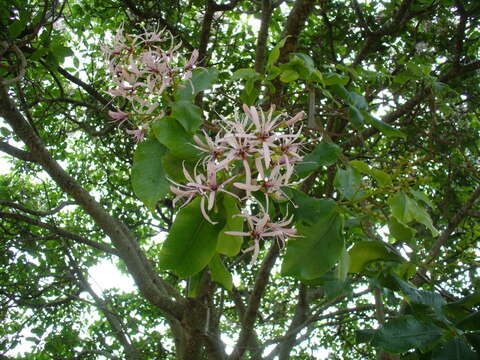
(0, 211), (120, 256)
(0, 200), (76, 217)
(69, 255), (143, 360)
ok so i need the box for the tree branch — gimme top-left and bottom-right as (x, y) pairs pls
(254, 0), (273, 74)
(229, 244), (280, 360)
(0, 141), (36, 162)
(0, 82), (184, 319)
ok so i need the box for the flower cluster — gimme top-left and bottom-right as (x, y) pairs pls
(170, 105), (305, 262)
(103, 26), (199, 142)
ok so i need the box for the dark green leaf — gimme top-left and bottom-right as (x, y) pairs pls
(131, 139), (169, 211)
(217, 195), (244, 257)
(432, 337), (477, 360)
(372, 315), (443, 353)
(282, 199), (344, 280)
(159, 198), (225, 277)
(365, 114), (407, 139)
(348, 240), (403, 273)
(152, 116), (201, 160)
(389, 192), (438, 236)
(171, 100), (203, 134)
(334, 167), (366, 201)
(295, 141), (341, 177)
(388, 217), (416, 242)
(176, 68), (219, 101)
(209, 254), (232, 291)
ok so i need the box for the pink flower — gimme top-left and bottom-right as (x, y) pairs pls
(169, 162), (238, 224)
(184, 49), (199, 73)
(126, 127), (147, 143)
(108, 110), (129, 126)
(225, 210), (297, 263)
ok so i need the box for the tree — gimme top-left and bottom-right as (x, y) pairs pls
(1, 0), (480, 359)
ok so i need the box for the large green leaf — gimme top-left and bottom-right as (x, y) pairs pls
(217, 195), (244, 257)
(176, 68), (219, 101)
(171, 100), (203, 134)
(457, 310), (480, 331)
(389, 192), (438, 236)
(388, 217), (416, 242)
(432, 338), (477, 360)
(282, 198), (344, 280)
(348, 241), (403, 273)
(209, 254), (232, 291)
(371, 315), (443, 353)
(159, 198), (225, 277)
(152, 116), (201, 160)
(295, 141), (341, 177)
(284, 188), (329, 225)
(334, 167), (366, 201)
(131, 139), (169, 211)
(393, 277), (447, 321)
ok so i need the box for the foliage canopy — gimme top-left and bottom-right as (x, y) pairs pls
(1, 0), (480, 359)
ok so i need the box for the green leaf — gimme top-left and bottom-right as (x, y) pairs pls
(284, 188), (328, 225)
(9, 20), (26, 38)
(336, 247), (350, 282)
(187, 271), (203, 298)
(282, 199), (344, 280)
(131, 139), (169, 211)
(409, 189), (435, 208)
(432, 337), (477, 360)
(349, 105), (364, 126)
(388, 217), (416, 242)
(334, 167), (366, 201)
(159, 198), (225, 277)
(370, 168), (392, 187)
(152, 116), (201, 160)
(176, 68), (219, 101)
(295, 141), (341, 177)
(347, 91), (368, 110)
(51, 44), (74, 63)
(389, 192), (438, 236)
(231, 68), (260, 80)
(217, 196), (244, 257)
(280, 69), (299, 83)
(323, 72), (349, 86)
(372, 315), (443, 353)
(161, 152), (192, 182)
(267, 36), (289, 67)
(365, 114), (407, 139)
(393, 276), (447, 321)
(456, 310), (480, 331)
(171, 100), (203, 134)
(209, 254), (232, 291)
(348, 241), (403, 273)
